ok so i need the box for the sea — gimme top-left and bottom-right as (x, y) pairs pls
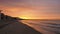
(21, 19), (60, 34)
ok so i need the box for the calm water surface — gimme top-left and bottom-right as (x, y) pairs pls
(21, 19), (60, 34)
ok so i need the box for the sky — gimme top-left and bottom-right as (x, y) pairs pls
(0, 0), (60, 19)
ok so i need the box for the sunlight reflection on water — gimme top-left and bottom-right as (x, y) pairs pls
(21, 20), (60, 34)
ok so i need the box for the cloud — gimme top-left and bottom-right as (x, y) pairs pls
(0, 0), (60, 19)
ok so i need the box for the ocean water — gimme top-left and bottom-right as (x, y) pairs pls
(21, 19), (60, 34)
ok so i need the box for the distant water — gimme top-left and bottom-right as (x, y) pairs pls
(21, 19), (60, 34)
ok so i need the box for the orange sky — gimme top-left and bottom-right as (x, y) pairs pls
(0, 0), (60, 19)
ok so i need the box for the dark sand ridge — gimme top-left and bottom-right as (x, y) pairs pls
(0, 12), (41, 34)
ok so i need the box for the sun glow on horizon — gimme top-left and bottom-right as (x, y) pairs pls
(20, 16), (30, 19)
